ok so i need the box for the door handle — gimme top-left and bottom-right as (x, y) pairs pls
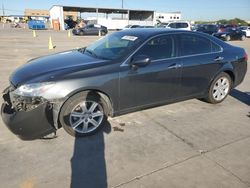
(168, 63), (182, 69)
(214, 56), (224, 61)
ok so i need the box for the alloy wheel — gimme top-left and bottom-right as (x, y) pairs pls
(69, 101), (104, 134)
(212, 77), (230, 101)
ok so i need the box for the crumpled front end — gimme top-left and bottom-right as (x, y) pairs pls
(1, 86), (56, 140)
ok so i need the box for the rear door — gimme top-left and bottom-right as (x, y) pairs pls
(176, 33), (224, 97)
(85, 24), (98, 35)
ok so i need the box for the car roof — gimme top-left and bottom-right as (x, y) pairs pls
(117, 28), (228, 48)
(117, 28), (192, 38)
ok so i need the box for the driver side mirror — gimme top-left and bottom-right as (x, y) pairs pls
(130, 55), (151, 68)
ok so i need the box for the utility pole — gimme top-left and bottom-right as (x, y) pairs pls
(2, 4), (5, 16)
(121, 0), (124, 19)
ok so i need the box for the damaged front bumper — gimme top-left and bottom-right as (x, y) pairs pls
(1, 87), (57, 140)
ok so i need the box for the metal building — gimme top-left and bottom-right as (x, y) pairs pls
(49, 5), (155, 30)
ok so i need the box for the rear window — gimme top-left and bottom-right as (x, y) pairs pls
(169, 22), (188, 29)
(176, 23), (188, 28)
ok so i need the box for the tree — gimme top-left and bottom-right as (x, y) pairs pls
(217, 18), (248, 26)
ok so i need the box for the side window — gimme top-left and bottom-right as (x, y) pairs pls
(168, 23), (176, 28)
(211, 42), (221, 52)
(180, 34), (214, 56)
(87, 24), (94, 29)
(134, 35), (175, 60)
(181, 23), (188, 28)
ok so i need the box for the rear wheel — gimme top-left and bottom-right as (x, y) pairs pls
(204, 72), (232, 104)
(241, 35), (246, 41)
(59, 92), (108, 137)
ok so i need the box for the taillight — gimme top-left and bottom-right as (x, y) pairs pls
(244, 52), (248, 62)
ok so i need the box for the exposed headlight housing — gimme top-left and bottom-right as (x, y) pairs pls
(13, 82), (55, 97)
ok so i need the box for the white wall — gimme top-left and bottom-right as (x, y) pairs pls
(49, 6), (65, 30)
(154, 12), (181, 24)
(97, 18), (128, 30)
(96, 17), (153, 30)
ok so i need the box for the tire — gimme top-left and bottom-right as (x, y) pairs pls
(204, 72), (232, 104)
(241, 35), (246, 41)
(225, 35), (231, 41)
(101, 31), (106, 36)
(59, 91), (109, 137)
(79, 31), (84, 36)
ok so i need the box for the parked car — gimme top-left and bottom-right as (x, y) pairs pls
(1, 29), (248, 139)
(238, 26), (250, 37)
(72, 24), (108, 36)
(122, 25), (141, 30)
(191, 24), (204, 31)
(217, 24), (238, 33)
(139, 25), (154, 28)
(213, 27), (246, 41)
(64, 23), (69, 30)
(197, 24), (218, 35)
(123, 25), (154, 29)
(161, 21), (191, 31)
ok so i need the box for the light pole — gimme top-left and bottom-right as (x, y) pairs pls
(2, 4), (5, 16)
(121, 0), (124, 19)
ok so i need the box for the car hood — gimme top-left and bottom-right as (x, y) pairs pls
(10, 50), (108, 87)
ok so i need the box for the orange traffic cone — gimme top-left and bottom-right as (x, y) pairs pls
(48, 36), (54, 50)
(68, 29), (71, 38)
(32, 30), (36, 37)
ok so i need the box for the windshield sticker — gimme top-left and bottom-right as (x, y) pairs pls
(121, 36), (138, 41)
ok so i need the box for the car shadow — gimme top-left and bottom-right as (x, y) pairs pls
(70, 122), (111, 188)
(230, 89), (250, 106)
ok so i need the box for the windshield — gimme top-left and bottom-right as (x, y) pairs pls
(85, 32), (144, 60)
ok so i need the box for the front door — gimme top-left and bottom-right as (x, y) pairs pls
(119, 34), (182, 111)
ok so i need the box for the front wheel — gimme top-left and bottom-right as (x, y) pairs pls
(204, 72), (232, 104)
(59, 92), (108, 137)
(101, 30), (106, 36)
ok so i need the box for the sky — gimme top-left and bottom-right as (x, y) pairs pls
(0, 0), (250, 21)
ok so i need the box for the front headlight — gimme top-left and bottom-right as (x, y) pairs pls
(221, 34), (227, 37)
(13, 82), (55, 97)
